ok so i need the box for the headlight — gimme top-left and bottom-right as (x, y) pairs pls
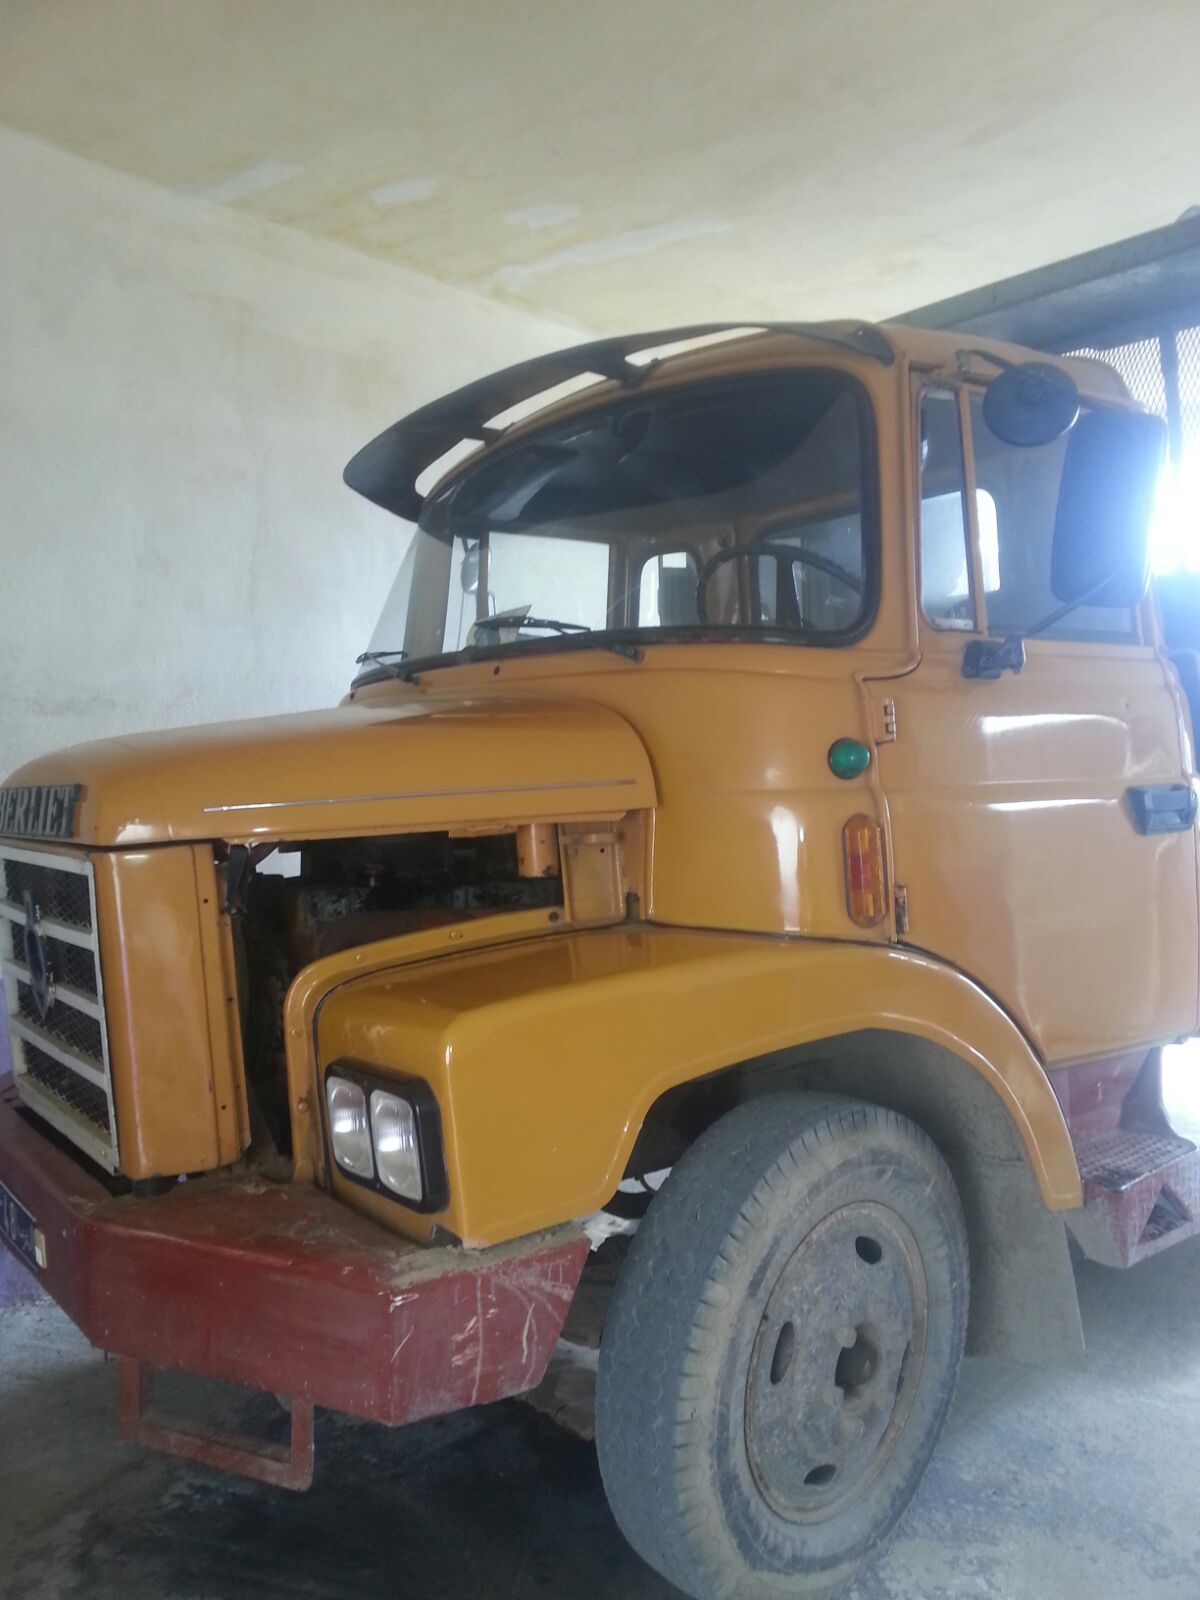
(370, 1090), (423, 1201)
(323, 1064), (448, 1212)
(325, 1078), (374, 1179)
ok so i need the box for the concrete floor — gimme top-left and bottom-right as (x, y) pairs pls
(1, 1240), (1198, 1600)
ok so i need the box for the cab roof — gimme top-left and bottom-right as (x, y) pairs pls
(343, 319), (1132, 523)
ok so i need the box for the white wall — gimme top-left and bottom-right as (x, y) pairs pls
(0, 128), (579, 779)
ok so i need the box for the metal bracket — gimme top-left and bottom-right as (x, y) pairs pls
(119, 1357), (315, 1491)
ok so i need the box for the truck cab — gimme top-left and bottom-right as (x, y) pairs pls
(0, 320), (1193, 1600)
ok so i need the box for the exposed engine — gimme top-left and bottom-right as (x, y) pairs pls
(233, 831), (562, 1156)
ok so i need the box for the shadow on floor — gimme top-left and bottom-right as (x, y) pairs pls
(2, 1238), (1199, 1600)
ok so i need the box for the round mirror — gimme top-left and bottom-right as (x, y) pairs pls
(982, 361), (1080, 447)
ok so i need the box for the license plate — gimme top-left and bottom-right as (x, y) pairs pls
(0, 1180), (45, 1272)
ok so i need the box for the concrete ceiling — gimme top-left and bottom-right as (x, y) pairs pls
(4, 0), (1199, 332)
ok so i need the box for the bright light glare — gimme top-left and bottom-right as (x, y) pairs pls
(1150, 460), (1200, 575)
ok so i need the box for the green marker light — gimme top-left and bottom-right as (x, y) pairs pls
(828, 738), (871, 780)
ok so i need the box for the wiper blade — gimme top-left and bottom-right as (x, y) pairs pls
(473, 615), (588, 635)
(472, 616), (642, 660)
(355, 648), (410, 680)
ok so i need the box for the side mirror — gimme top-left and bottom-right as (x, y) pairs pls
(982, 361), (1080, 447)
(1051, 409), (1164, 609)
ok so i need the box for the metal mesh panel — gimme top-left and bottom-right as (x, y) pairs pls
(20, 1042), (112, 1136)
(1067, 335), (1167, 415)
(7, 923), (98, 996)
(0, 857), (92, 927)
(16, 980), (104, 1060)
(1176, 325), (1200, 463)
(0, 845), (118, 1170)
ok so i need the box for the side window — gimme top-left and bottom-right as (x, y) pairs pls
(919, 390), (973, 630)
(638, 549), (699, 626)
(968, 394), (1137, 642)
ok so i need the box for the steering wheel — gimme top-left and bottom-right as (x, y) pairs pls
(696, 545), (863, 626)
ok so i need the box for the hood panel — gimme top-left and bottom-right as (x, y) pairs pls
(2, 695), (656, 847)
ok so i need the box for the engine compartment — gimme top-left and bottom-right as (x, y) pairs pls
(234, 831), (562, 1155)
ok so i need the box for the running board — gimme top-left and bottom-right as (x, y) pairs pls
(1051, 1050), (1200, 1269)
(118, 1357), (315, 1490)
(1066, 1128), (1200, 1268)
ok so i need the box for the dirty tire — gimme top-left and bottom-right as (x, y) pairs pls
(595, 1093), (968, 1600)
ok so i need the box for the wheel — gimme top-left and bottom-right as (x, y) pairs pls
(594, 1093), (968, 1600)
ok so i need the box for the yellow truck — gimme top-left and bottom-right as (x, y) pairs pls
(0, 320), (1194, 1600)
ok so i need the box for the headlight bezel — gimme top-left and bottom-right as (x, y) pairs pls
(322, 1060), (449, 1213)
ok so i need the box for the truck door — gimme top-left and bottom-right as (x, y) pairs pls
(871, 381), (1199, 1064)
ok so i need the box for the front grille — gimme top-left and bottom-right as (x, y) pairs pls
(7, 921), (97, 996)
(0, 845), (118, 1171)
(16, 979), (105, 1060)
(20, 1041), (113, 1137)
(1, 857), (91, 927)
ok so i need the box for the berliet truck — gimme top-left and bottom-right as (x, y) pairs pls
(2, 320), (1198, 1599)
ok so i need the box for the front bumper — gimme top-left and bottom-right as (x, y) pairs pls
(0, 1078), (588, 1428)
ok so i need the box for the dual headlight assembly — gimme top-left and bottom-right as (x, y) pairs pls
(324, 1064), (448, 1212)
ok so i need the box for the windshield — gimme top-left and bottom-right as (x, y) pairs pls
(363, 369), (875, 671)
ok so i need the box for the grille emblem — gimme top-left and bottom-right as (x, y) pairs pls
(22, 890), (56, 1022)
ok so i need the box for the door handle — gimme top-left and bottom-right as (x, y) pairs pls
(1126, 784), (1198, 835)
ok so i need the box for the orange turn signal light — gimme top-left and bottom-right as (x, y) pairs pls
(842, 814), (888, 928)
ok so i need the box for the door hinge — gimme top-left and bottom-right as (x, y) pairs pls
(894, 882), (910, 937)
(876, 697), (897, 745)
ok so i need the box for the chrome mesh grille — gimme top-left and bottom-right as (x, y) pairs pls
(1, 856), (92, 927)
(7, 921), (98, 996)
(19, 1041), (114, 1137)
(16, 979), (105, 1060)
(0, 845), (118, 1171)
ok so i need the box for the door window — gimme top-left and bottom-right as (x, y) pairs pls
(918, 390), (973, 630)
(918, 389), (1001, 631)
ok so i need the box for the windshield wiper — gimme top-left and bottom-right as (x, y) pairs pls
(473, 615), (588, 636)
(472, 616), (643, 661)
(355, 648), (411, 680)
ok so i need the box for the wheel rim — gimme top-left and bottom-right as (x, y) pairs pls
(744, 1201), (928, 1522)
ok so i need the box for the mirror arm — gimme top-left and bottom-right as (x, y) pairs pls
(1026, 559), (1130, 641)
(962, 636), (1026, 680)
(962, 558), (1135, 680)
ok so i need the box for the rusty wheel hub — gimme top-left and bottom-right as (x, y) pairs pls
(745, 1201), (928, 1521)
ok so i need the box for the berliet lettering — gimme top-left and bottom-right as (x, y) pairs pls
(0, 784), (82, 840)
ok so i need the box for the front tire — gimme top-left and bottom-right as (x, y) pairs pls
(594, 1093), (968, 1600)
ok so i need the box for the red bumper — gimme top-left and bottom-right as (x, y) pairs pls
(0, 1081), (588, 1427)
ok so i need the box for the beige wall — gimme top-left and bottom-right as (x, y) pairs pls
(0, 128), (577, 779)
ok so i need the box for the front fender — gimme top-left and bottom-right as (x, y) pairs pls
(314, 925), (1080, 1248)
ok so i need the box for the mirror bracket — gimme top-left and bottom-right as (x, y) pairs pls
(962, 636), (1026, 680)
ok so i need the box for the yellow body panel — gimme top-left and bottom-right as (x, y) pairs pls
(93, 846), (245, 1178)
(5, 696), (656, 847)
(315, 924), (1081, 1247)
(2, 319), (1194, 1238)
